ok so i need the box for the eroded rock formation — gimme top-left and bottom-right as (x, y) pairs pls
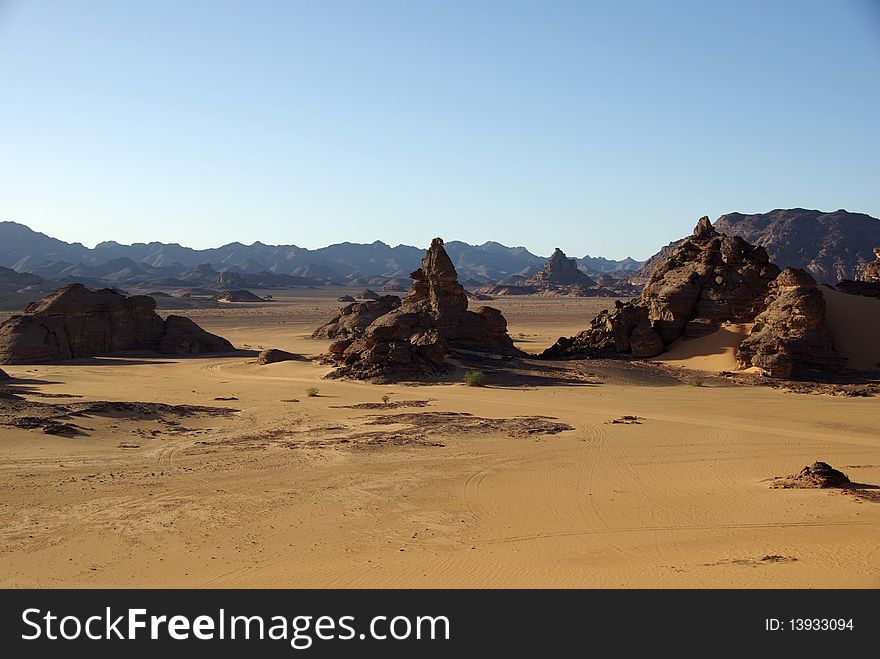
(526, 248), (596, 288)
(642, 216), (780, 343)
(319, 238), (524, 381)
(541, 300), (663, 359)
(542, 217), (780, 359)
(735, 268), (841, 378)
(0, 284), (233, 364)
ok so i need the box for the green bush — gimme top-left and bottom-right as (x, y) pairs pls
(305, 387), (319, 397)
(463, 370), (487, 387)
(381, 394), (391, 405)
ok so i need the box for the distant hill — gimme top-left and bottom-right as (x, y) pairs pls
(631, 209), (880, 285)
(713, 209), (880, 283)
(0, 221), (640, 287)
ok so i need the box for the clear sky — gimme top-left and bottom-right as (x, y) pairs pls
(1, 0), (878, 259)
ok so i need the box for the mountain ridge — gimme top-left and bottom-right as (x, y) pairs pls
(0, 221), (642, 284)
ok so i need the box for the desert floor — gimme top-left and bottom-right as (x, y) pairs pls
(1, 291), (879, 588)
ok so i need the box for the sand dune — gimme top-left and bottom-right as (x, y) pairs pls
(0, 293), (878, 588)
(821, 286), (880, 371)
(653, 323), (752, 373)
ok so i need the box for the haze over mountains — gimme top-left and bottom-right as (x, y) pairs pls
(0, 221), (640, 289)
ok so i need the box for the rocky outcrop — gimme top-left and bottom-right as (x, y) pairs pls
(359, 289), (380, 300)
(337, 295), (356, 302)
(319, 238), (524, 381)
(256, 349), (304, 365)
(312, 296), (402, 339)
(642, 217), (780, 343)
(0, 368), (8, 380)
(735, 268), (841, 378)
(0, 284), (233, 364)
(526, 248), (596, 287)
(773, 462), (851, 489)
(158, 315), (234, 355)
(543, 217), (779, 359)
(862, 246), (880, 283)
(541, 300), (663, 359)
(213, 290), (266, 303)
(217, 271), (246, 288)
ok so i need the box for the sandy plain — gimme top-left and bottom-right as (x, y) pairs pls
(1, 291), (878, 588)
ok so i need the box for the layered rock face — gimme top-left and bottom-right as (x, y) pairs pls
(735, 268), (841, 378)
(542, 217), (779, 359)
(0, 284), (233, 364)
(320, 238), (524, 381)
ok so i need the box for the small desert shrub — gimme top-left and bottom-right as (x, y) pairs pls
(381, 394), (391, 405)
(463, 370), (487, 387)
(305, 387), (319, 397)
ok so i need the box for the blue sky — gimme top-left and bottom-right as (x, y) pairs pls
(1, 0), (878, 259)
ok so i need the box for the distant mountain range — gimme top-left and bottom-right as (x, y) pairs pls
(630, 208), (880, 285)
(0, 221), (642, 289)
(3, 208), (877, 299)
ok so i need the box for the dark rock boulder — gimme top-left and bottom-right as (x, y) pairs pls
(359, 289), (380, 300)
(736, 268), (841, 378)
(256, 349), (304, 365)
(336, 295), (356, 302)
(0, 284), (233, 364)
